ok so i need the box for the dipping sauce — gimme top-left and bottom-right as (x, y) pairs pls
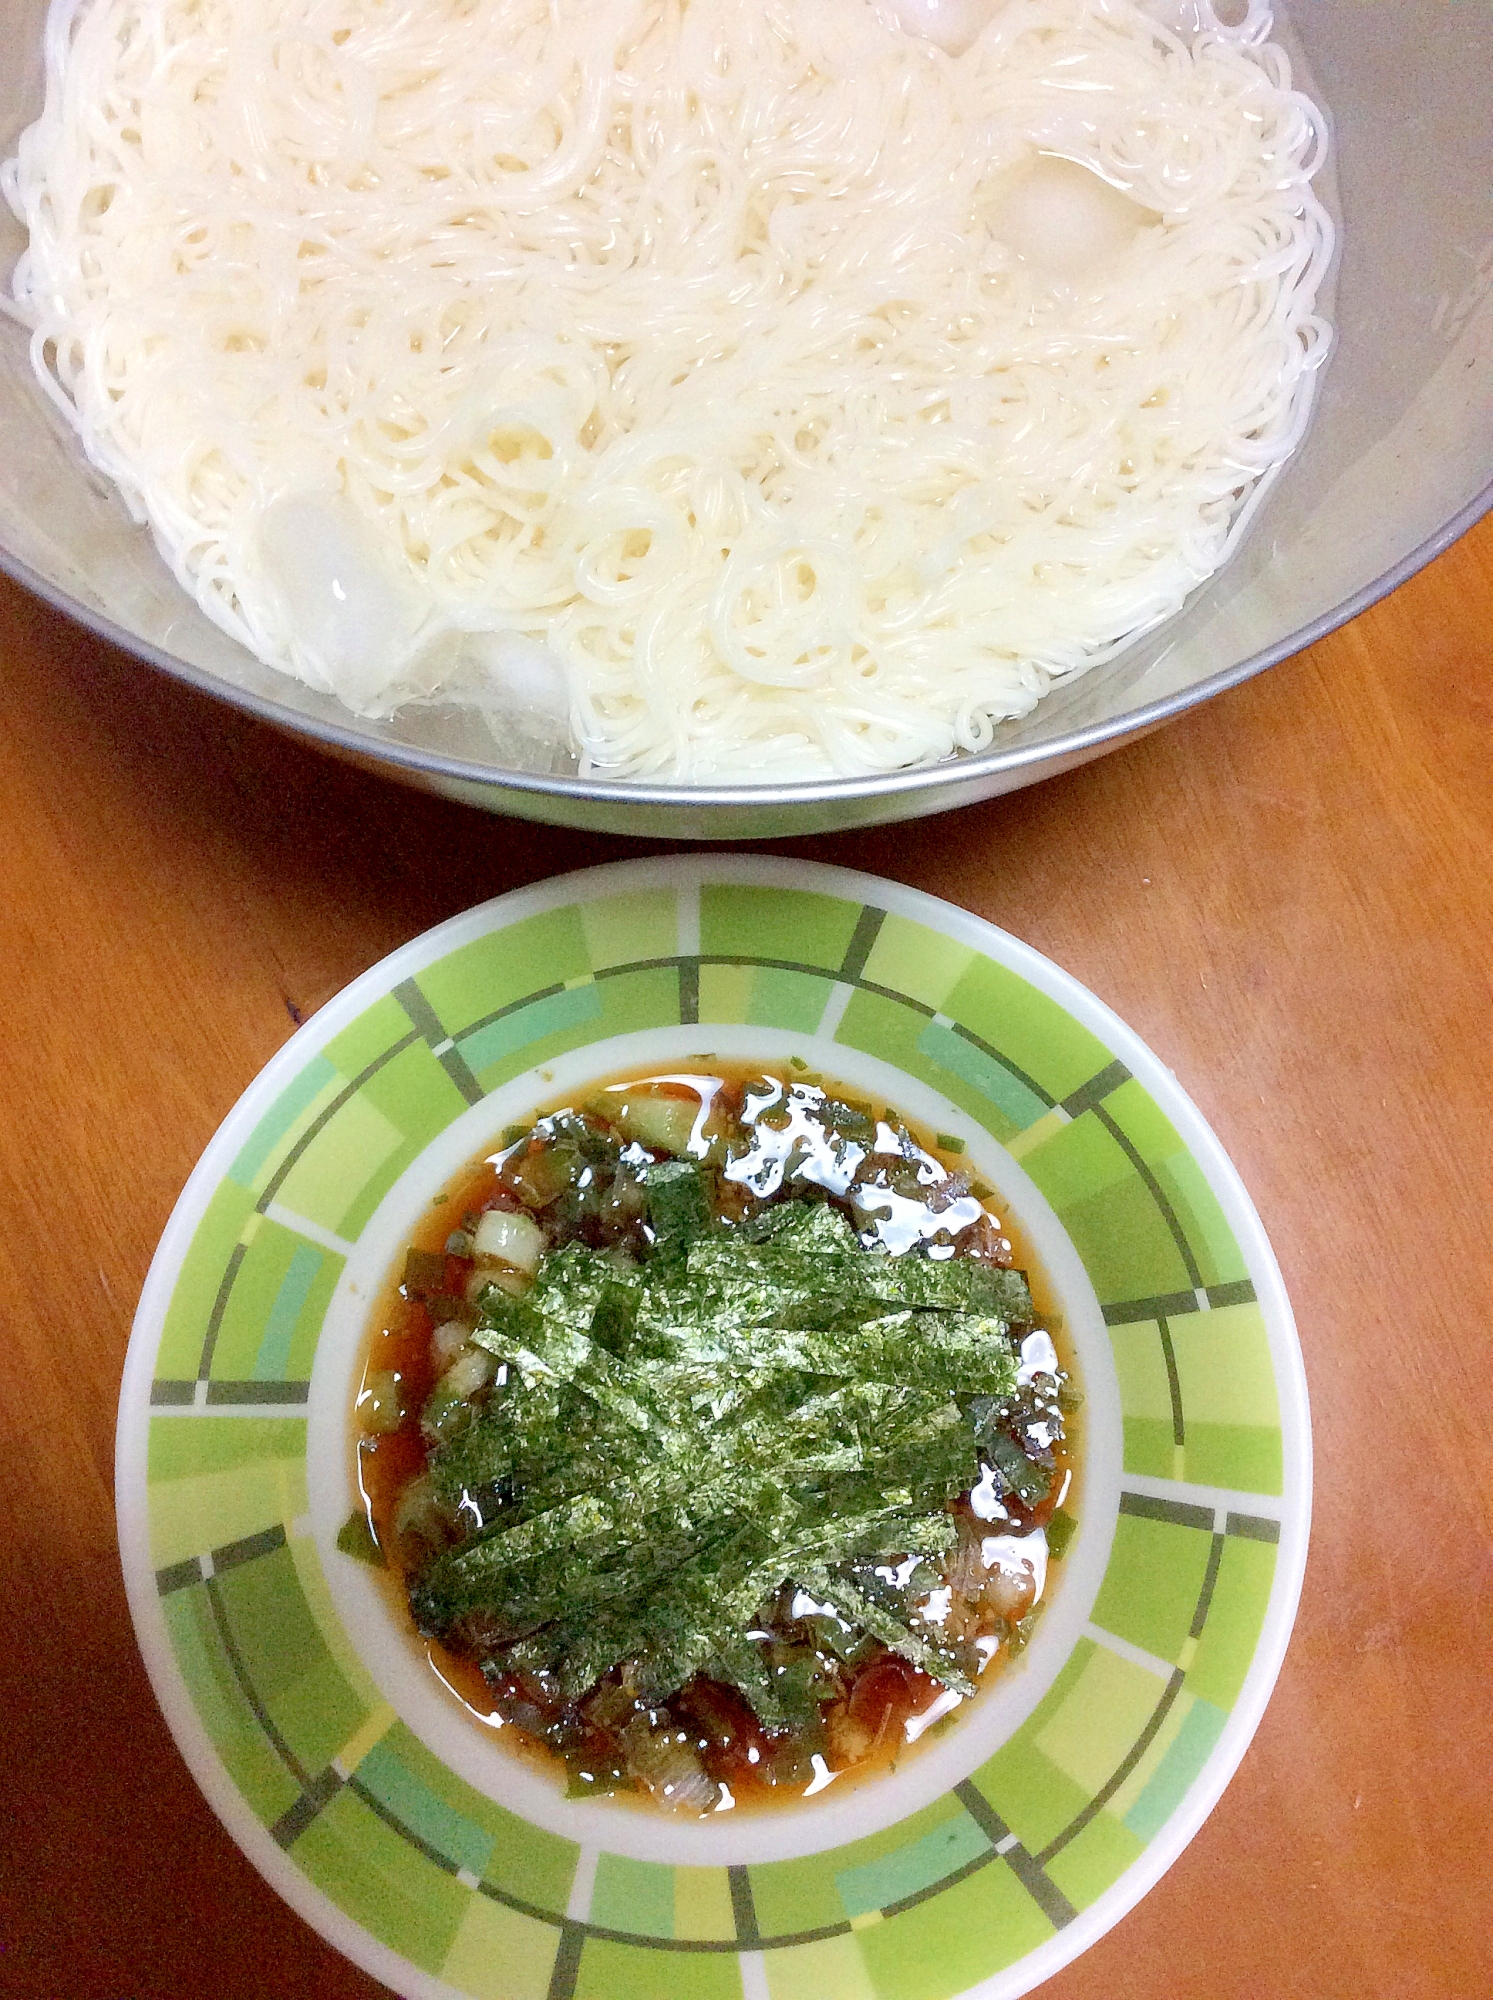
(348, 1064), (1079, 1814)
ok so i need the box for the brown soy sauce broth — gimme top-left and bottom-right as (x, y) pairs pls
(351, 1061), (1080, 1814)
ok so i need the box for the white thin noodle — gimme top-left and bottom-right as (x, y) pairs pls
(4, 0), (1333, 780)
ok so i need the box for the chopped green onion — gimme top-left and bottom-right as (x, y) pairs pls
(357, 1369), (405, 1434)
(402, 1248), (446, 1295)
(610, 1090), (701, 1158)
(507, 1146), (576, 1209)
(473, 1206), (546, 1273)
(336, 1511), (384, 1567)
(421, 1345), (494, 1442)
(1045, 1508), (1078, 1561)
(979, 1428), (1052, 1507)
(1008, 1603), (1044, 1654)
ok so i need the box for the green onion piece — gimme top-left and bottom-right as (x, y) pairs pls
(1008, 1603), (1044, 1654)
(935, 1132), (965, 1154)
(566, 1762), (628, 1800)
(336, 1511), (384, 1567)
(819, 1096), (877, 1144)
(611, 1091), (700, 1157)
(508, 1146), (576, 1209)
(402, 1248), (446, 1295)
(1045, 1508), (1078, 1561)
(980, 1429), (1052, 1507)
(357, 1369), (406, 1435)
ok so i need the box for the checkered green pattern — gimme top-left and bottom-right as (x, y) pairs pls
(139, 874), (1294, 2000)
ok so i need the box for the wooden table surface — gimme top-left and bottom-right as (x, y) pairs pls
(1, 511), (1490, 2000)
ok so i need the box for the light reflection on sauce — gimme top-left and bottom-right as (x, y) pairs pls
(720, 1075), (988, 1254)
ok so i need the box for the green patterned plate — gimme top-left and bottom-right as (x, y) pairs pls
(117, 856), (1309, 2000)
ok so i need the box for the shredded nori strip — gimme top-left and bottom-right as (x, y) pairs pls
(408, 1180), (1034, 1727)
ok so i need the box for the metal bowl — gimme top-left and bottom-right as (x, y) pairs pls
(3, 1), (1490, 840)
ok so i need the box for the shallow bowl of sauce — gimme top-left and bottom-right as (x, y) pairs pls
(117, 855), (1310, 1996)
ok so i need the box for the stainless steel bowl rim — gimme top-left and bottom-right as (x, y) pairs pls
(7, 476), (1488, 818)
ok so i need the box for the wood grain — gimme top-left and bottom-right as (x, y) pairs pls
(1, 509), (1489, 2000)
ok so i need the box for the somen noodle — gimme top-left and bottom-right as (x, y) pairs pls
(2, 0), (1333, 779)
